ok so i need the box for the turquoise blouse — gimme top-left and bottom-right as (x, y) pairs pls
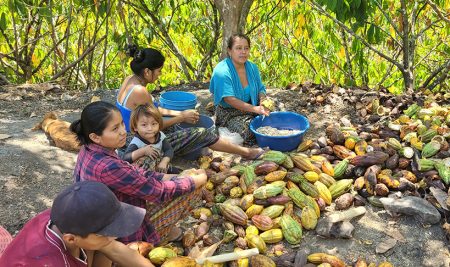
(209, 57), (266, 108)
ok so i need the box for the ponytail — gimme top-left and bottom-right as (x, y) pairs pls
(70, 119), (88, 145)
(129, 47), (165, 76)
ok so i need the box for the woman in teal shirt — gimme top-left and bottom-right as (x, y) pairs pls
(209, 34), (270, 145)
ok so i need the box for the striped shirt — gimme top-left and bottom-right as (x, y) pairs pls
(73, 143), (195, 244)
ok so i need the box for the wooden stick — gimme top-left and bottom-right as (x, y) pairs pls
(328, 206), (366, 223)
(195, 248), (259, 264)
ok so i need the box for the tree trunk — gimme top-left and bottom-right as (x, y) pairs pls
(214, 0), (253, 60)
(402, 69), (414, 94)
(400, 0), (414, 94)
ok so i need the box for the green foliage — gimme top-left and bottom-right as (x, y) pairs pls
(0, 0), (448, 92)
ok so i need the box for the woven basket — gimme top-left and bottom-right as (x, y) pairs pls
(0, 226), (12, 256)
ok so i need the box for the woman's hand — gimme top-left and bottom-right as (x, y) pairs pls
(254, 105), (270, 116)
(180, 109), (200, 124)
(143, 146), (159, 160)
(186, 169), (207, 188)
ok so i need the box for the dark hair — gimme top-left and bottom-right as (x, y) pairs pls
(227, 34), (251, 50)
(70, 101), (119, 145)
(128, 46), (165, 76)
(129, 104), (163, 134)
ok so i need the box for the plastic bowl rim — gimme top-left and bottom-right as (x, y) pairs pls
(160, 91), (197, 103)
(249, 111), (310, 139)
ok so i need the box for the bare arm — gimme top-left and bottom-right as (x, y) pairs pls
(122, 144), (159, 163)
(126, 86), (153, 110)
(223, 96), (269, 116)
(158, 108), (199, 129)
(96, 240), (155, 267)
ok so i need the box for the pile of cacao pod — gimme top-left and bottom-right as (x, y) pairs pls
(128, 96), (449, 266)
(193, 99), (448, 266)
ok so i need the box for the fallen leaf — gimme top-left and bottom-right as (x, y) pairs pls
(376, 238), (397, 254)
(430, 187), (449, 211)
(386, 229), (405, 242)
(90, 96), (101, 102)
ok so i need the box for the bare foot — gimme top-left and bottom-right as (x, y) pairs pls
(243, 147), (267, 160)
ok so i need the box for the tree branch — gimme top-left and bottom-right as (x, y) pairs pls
(196, 1), (220, 81)
(238, 0), (254, 33)
(373, 0), (401, 37)
(420, 59), (450, 88)
(378, 48), (402, 85)
(135, 0), (195, 80)
(117, 0), (132, 45)
(31, 35), (67, 75)
(340, 29), (355, 85)
(414, 40), (443, 69)
(274, 24), (325, 83)
(428, 68), (449, 90)
(50, 35), (106, 80)
(246, 0), (287, 35)
(427, 0), (450, 24)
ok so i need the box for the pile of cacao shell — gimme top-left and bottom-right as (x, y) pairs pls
(128, 92), (450, 267)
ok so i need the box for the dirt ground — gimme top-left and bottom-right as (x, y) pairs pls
(0, 83), (449, 266)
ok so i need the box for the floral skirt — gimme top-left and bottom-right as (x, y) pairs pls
(215, 105), (257, 146)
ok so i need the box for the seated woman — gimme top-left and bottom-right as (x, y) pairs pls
(71, 101), (207, 245)
(116, 45), (264, 160)
(209, 33), (270, 145)
(122, 104), (180, 174)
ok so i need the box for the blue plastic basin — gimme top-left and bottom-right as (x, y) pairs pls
(159, 91), (197, 111)
(175, 115), (215, 160)
(249, 112), (310, 152)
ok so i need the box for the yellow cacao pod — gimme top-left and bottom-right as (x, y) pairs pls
(260, 205), (285, 218)
(301, 206), (318, 230)
(307, 253), (345, 267)
(205, 181), (214, 191)
(245, 204), (264, 218)
(192, 208), (212, 219)
(149, 247), (177, 265)
(259, 228), (283, 244)
(314, 181), (332, 205)
(304, 171), (320, 182)
(161, 256), (200, 267)
(245, 225), (259, 237)
(264, 170), (287, 182)
(246, 234), (267, 254)
(240, 194), (254, 211)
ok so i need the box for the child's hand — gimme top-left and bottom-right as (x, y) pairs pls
(143, 146), (159, 159)
(156, 157), (170, 173)
(156, 162), (169, 173)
